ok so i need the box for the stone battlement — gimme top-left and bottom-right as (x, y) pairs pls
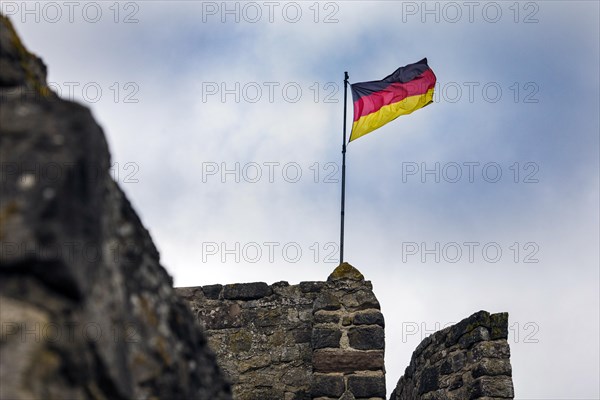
(178, 264), (515, 400)
(177, 263), (387, 400)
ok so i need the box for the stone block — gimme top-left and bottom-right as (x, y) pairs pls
(292, 328), (312, 344)
(353, 311), (385, 327)
(238, 355), (271, 373)
(227, 330), (253, 353)
(202, 284), (223, 299)
(222, 282), (272, 300)
(469, 376), (514, 399)
(445, 311), (491, 347)
(470, 340), (511, 361)
(341, 290), (380, 311)
(236, 386), (283, 400)
(459, 326), (490, 349)
(313, 350), (384, 373)
(176, 286), (204, 300)
(311, 374), (345, 397)
(348, 326), (384, 350)
(288, 390), (311, 400)
(418, 366), (439, 395)
(313, 292), (341, 312)
(327, 262), (365, 282)
(448, 375), (463, 390)
(440, 351), (466, 375)
(314, 312), (340, 324)
(472, 358), (512, 378)
(347, 374), (386, 398)
(299, 281), (325, 293)
(312, 328), (341, 349)
(244, 307), (282, 327)
(198, 303), (243, 330)
(490, 312), (509, 340)
(281, 368), (311, 387)
(414, 335), (432, 358)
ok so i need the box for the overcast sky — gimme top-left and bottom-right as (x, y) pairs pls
(6, 1), (599, 398)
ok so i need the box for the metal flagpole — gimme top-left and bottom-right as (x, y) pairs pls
(340, 71), (349, 264)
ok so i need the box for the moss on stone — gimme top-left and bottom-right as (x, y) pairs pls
(327, 262), (364, 282)
(228, 330), (253, 353)
(1, 15), (51, 96)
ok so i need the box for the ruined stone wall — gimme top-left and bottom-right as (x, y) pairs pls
(179, 265), (515, 400)
(177, 263), (387, 400)
(390, 311), (514, 400)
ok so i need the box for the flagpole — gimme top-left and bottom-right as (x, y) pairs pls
(340, 71), (349, 264)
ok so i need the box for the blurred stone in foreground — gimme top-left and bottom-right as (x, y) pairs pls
(0, 14), (231, 400)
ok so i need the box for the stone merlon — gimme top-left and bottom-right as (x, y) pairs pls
(177, 264), (514, 400)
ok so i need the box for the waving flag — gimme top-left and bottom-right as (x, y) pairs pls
(350, 58), (436, 142)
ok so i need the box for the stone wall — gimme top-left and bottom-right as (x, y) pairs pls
(179, 269), (515, 400)
(0, 15), (231, 399)
(177, 263), (387, 400)
(390, 311), (514, 400)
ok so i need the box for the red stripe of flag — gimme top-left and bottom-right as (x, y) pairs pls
(353, 69), (436, 122)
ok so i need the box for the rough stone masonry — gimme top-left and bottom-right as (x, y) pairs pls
(0, 13), (515, 400)
(178, 263), (387, 400)
(179, 263), (515, 400)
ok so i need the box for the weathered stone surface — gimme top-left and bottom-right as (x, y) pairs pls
(490, 312), (509, 340)
(314, 311), (341, 324)
(311, 374), (345, 397)
(440, 352), (466, 375)
(182, 273), (514, 400)
(0, 15), (230, 400)
(178, 263), (390, 398)
(391, 311), (514, 400)
(459, 326), (491, 349)
(293, 328), (312, 344)
(299, 281), (325, 293)
(313, 350), (385, 373)
(470, 340), (511, 361)
(449, 375), (464, 390)
(313, 292), (341, 311)
(177, 286), (205, 301)
(445, 310), (491, 347)
(342, 289), (381, 311)
(244, 307), (282, 327)
(0, 14), (51, 95)
(327, 262), (365, 281)
(418, 366), (440, 395)
(348, 326), (385, 350)
(469, 376), (514, 399)
(179, 280), (322, 398)
(222, 282), (272, 300)
(196, 303), (243, 330)
(347, 374), (386, 398)
(353, 311), (385, 327)
(472, 359), (512, 378)
(312, 327), (342, 349)
(203, 284), (223, 299)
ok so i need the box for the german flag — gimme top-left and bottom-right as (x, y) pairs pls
(350, 58), (436, 142)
